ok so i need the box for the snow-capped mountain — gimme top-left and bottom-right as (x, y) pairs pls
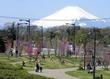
(32, 6), (109, 28)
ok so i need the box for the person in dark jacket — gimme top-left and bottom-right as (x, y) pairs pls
(35, 60), (39, 72)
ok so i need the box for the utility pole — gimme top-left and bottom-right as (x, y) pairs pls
(26, 19), (31, 41)
(11, 22), (15, 48)
(93, 27), (96, 79)
(19, 19), (31, 41)
(19, 19), (32, 57)
(41, 26), (43, 52)
(16, 23), (20, 56)
(84, 41), (86, 70)
(72, 23), (75, 55)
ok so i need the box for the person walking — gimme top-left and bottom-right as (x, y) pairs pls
(35, 59), (39, 72)
(38, 61), (43, 72)
(87, 63), (92, 73)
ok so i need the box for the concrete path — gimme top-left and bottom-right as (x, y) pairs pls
(28, 68), (80, 79)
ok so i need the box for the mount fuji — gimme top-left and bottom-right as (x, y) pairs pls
(32, 6), (109, 28)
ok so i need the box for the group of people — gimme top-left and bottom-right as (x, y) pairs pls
(86, 59), (102, 73)
(21, 59), (42, 73)
(9, 48), (20, 57)
(35, 59), (42, 72)
(87, 63), (93, 73)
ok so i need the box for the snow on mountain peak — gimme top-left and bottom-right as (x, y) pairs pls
(57, 6), (98, 20)
(32, 6), (99, 27)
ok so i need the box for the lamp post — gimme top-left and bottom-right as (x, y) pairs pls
(41, 26), (43, 52)
(11, 22), (15, 48)
(72, 23), (76, 55)
(19, 19), (31, 41)
(26, 19), (31, 41)
(16, 23), (20, 41)
(19, 19), (33, 57)
(16, 22), (27, 56)
(15, 23), (20, 57)
(93, 27), (96, 79)
(83, 41), (86, 70)
(83, 31), (91, 70)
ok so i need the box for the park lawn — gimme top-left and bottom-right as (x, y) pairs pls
(22, 56), (76, 70)
(38, 55), (80, 69)
(64, 56), (80, 67)
(41, 56), (74, 69)
(0, 55), (30, 62)
(66, 70), (110, 79)
(0, 54), (80, 70)
(0, 60), (53, 79)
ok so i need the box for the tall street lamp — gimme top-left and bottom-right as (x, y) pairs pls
(19, 19), (33, 57)
(41, 26), (43, 52)
(93, 27), (96, 79)
(72, 23), (76, 55)
(19, 19), (31, 41)
(83, 31), (91, 70)
(26, 19), (31, 41)
(15, 23), (20, 57)
(16, 22), (27, 56)
(11, 22), (15, 48)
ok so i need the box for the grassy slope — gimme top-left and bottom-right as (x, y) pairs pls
(0, 55), (80, 70)
(41, 56), (79, 69)
(24, 55), (80, 70)
(66, 70), (110, 79)
(0, 60), (53, 79)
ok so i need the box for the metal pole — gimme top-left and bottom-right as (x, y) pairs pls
(12, 22), (15, 48)
(93, 27), (96, 79)
(19, 19), (31, 57)
(42, 26), (43, 52)
(28, 19), (31, 41)
(84, 42), (86, 70)
(17, 23), (19, 41)
(72, 23), (75, 55)
(16, 23), (20, 55)
(38, 26), (43, 54)
(27, 19), (31, 41)
(84, 33), (88, 70)
(19, 19), (30, 41)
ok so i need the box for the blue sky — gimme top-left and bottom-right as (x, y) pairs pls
(0, 0), (110, 22)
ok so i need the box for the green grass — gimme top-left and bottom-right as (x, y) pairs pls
(0, 55), (29, 62)
(0, 55), (80, 69)
(20, 56), (77, 70)
(41, 56), (74, 69)
(64, 56), (80, 67)
(0, 60), (53, 79)
(37, 55), (80, 69)
(66, 70), (110, 79)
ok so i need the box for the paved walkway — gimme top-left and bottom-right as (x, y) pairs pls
(28, 68), (80, 79)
